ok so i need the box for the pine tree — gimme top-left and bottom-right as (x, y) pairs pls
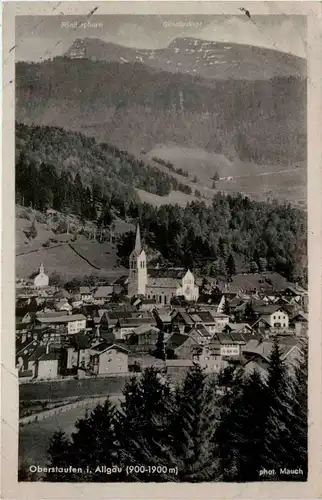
(226, 254), (236, 277)
(116, 368), (175, 481)
(288, 341), (308, 479)
(69, 398), (120, 481)
(223, 369), (267, 481)
(167, 364), (218, 481)
(46, 430), (72, 481)
(223, 296), (231, 316)
(262, 337), (296, 478)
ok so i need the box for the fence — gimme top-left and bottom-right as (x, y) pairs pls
(19, 395), (112, 425)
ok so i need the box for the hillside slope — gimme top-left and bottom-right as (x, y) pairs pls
(16, 58), (306, 167)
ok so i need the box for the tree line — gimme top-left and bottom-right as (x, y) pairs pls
(19, 339), (307, 482)
(117, 195), (307, 285)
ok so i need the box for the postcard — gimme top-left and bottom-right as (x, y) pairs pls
(1, 1), (322, 499)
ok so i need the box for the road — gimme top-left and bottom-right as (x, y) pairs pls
(19, 395), (123, 468)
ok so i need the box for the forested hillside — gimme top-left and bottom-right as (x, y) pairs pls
(16, 59), (306, 166)
(16, 123), (307, 285)
(16, 123), (192, 217)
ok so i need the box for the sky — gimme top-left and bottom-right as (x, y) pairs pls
(15, 14), (307, 62)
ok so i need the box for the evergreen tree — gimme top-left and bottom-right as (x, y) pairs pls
(69, 399), (120, 481)
(167, 364), (217, 481)
(116, 368), (175, 481)
(288, 341), (308, 479)
(262, 337), (296, 478)
(223, 296), (231, 316)
(226, 254), (236, 277)
(46, 430), (72, 481)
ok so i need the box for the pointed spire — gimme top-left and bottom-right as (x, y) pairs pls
(134, 223), (142, 254)
(39, 262), (45, 274)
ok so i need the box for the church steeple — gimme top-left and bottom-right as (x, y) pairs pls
(134, 223), (142, 254)
(39, 262), (45, 274)
(128, 222), (147, 297)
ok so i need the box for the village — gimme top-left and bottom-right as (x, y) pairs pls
(16, 224), (308, 385)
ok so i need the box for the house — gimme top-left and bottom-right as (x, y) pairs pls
(36, 350), (60, 379)
(16, 340), (44, 378)
(166, 332), (199, 359)
(216, 332), (242, 357)
(187, 325), (212, 345)
(64, 333), (92, 371)
(224, 323), (253, 335)
(282, 286), (307, 305)
(55, 299), (73, 313)
(114, 316), (156, 340)
(209, 312), (230, 331)
(89, 343), (129, 375)
(127, 325), (160, 351)
(139, 298), (157, 311)
(35, 313), (87, 335)
(153, 308), (172, 333)
(192, 343), (229, 373)
(188, 310), (217, 335)
(93, 286), (114, 304)
(252, 305), (289, 329)
(171, 310), (194, 333)
(79, 287), (93, 302)
(243, 338), (305, 379)
(291, 312), (308, 336)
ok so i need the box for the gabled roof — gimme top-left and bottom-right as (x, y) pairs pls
(188, 325), (211, 338)
(166, 332), (190, 350)
(80, 287), (91, 294)
(194, 311), (215, 323)
(38, 351), (60, 361)
(226, 323), (253, 333)
(94, 286), (113, 299)
(90, 342), (130, 354)
(253, 304), (287, 315)
(252, 317), (271, 329)
(16, 339), (39, 357)
(133, 325), (159, 336)
(36, 314), (86, 323)
(27, 345), (47, 361)
(243, 338), (302, 362)
(172, 311), (194, 325)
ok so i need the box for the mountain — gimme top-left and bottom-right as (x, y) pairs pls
(16, 57), (306, 169)
(64, 37), (306, 81)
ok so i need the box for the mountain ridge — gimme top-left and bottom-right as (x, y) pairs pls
(63, 36), (306, 81)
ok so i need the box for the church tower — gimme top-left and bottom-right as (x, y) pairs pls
(128, 224), (148, 297)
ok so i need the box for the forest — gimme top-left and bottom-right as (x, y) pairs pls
(117, 197), (307, 285)
(19, 338), (307, 483)
(15, 123), (192, 207)
(16, 123), (307, 285)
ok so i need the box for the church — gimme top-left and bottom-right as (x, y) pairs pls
(128, 224), (199, 304)
(34, 263), (49, 288)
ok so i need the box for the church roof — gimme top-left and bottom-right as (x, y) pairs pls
(148, 268), (186, 279)
(147, 277), (180, 289)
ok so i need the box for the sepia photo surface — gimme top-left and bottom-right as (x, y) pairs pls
(1, 2), (322, 499)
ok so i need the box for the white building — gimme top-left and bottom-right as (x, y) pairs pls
(127, 224), (148, 297)
(34, 263), (49, 288)
(127, 224), (199, 303)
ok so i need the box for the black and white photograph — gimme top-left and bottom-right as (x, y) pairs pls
(2, 1), (322, 495)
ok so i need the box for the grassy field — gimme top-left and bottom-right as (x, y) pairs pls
(146, 144), (307, 207)
(19, 376), (131, 401)
(19, 395), (122, 469)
